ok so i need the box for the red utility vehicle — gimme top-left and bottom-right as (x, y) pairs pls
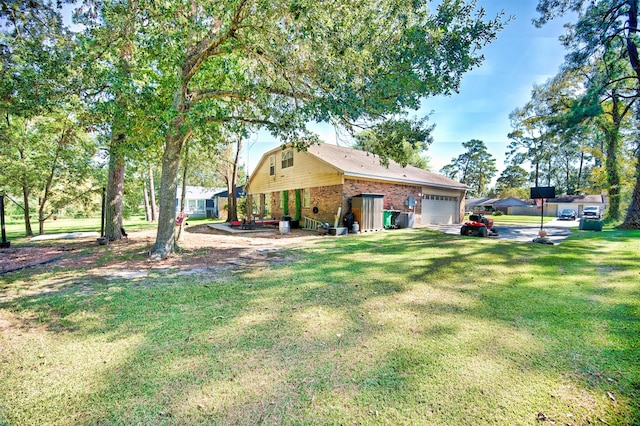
(460, 213), (499, 237)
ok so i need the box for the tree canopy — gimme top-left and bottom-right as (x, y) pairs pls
(440, 139), (497, 197)
(353, 117), (433, 169)
(535, 0), (640, 227)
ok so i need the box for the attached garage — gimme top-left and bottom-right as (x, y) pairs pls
(421, 194), (460, 225)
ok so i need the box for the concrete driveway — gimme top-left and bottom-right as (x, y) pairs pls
(431, 217), (577, 244)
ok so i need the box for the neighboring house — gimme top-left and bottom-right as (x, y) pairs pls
(246, 142), (469, 231)
(545, 194), (608, 217)
(212, 185), (246, 219)
(467, 197), (532, 214)
(175, 186), (224, 218)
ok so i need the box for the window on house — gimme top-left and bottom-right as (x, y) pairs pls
(269, 155), (276, 176)
(303, 188), (311, 208)
(187, 199), (205, 214)
(281, 150), (293, 169)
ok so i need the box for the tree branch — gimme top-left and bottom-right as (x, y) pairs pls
(183, 0), (249, 84)
(189, 89), (256, 105)
(212, 116), (276, 127)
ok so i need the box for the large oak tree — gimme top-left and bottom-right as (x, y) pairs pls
(134, 0), (504, 258)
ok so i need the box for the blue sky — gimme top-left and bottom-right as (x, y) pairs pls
(422, 1), (571, 173)
(245, 0), (572, 178)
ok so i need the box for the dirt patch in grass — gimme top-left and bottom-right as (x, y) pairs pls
(0, 224), (318, 277)
(0, 244), (92, 274)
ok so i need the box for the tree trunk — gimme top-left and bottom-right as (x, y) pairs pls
(620, 0), (640, 227)
(620, 147), (640, 228)
(226, 181), (236, 222)
(228, 140), (242, 222)
(38, 197), (45, 235)
(604, 130), (620, 220)
(177, 143), (189, 241)
(17, 146), (34, 236)
(577, 150), (584, 192)
(105, 138), (125, 241)
(37, 140), (60, 235)
(21, 185), (32, 237)
(564, 158), (571, 194)
(605, 94), (621, 220)
(143, 178), (152, 221)
(149, 115), (191, 259)
(149, 165), (158, 221)
(620, 104), (640, 229)
(103, 3), (134, 240)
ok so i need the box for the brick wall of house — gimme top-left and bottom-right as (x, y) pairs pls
(264, 185), (344, 225)
(343, 179), (423, 226)
(252, 180), (427, 227)
(306, 184), (344, 223)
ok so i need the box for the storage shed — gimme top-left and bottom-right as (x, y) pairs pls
(351, 194), (384, 232)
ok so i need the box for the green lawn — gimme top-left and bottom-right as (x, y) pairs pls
(0, 226), (638, 425)
(2, 215), (160, 242)
(492, 214), (552, 226)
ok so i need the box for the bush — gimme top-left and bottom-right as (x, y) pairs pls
(493, 210), (504, 216)
(237, 196), (248, 217)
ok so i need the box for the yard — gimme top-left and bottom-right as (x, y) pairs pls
(0, 222), (639, 425)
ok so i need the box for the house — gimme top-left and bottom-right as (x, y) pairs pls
(545, 194), (608, 217)
(175, 186), (224, 218)
(246, 142), (469, 231)
(467, 197), (532, 214)
(211, 185), (246, 218)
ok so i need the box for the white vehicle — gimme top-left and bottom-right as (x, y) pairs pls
(582, 206), (601, 219)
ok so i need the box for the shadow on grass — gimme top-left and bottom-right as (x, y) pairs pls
(1, 228), (639, 424)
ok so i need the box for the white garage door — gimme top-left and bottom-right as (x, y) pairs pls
(422, 194), (459, 225)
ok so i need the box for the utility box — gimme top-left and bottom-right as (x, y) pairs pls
(329, 227), (348, 236)
(579, 218), (603, 231)
(396, 212), (415, 228)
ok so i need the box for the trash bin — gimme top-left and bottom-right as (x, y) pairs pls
(383, 210), (394, 229)
(279, 220), (290, 234)
(579, 218), (603, 231)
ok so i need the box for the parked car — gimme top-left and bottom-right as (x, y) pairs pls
(582, 206), (601, 219)
(558, 209), (577, 220)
